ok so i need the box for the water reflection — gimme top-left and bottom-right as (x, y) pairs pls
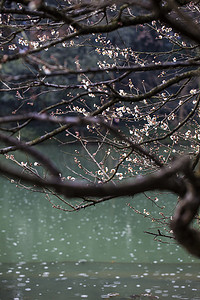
(0, 145), (200, 299)
(1, 261), (200, 299)
(0, 180), (196, 264)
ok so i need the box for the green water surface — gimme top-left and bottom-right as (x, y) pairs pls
(0, 145), (199, 299)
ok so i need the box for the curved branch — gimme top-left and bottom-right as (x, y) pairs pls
(3, 58), (200, 81)
(0, 156), (189, 198)
(171, 182), (200, 258)
(0, 114), (163, 167)
(0, 133), (60, 177)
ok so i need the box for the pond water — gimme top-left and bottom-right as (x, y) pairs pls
(0, 145), (200, 299)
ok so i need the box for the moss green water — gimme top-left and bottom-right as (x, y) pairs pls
(0, 145), (199, 299)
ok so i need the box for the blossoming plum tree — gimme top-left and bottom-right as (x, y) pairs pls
(1, 0), (200, 257)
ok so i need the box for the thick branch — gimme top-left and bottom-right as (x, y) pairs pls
(0, 156), (189, 198)
(171, 183), (200, 258)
